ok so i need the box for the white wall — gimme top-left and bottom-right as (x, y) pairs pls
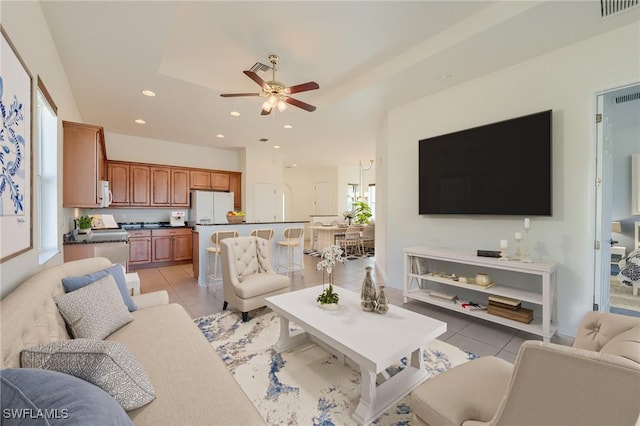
(383, 22), (640, 336)
(105, 132), (239, 171)
(1, 2), (82, 297)
(243, 145), (285, 222)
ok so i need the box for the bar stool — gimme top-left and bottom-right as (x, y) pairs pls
(250, 228), (275, 256)
(207, 230), (239, 292)
(276, 227), (304, 275)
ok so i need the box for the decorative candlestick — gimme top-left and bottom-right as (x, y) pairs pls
(514, 232), (522, 261)
(499, 239), (509, 261)
(521, 218), (533, 263)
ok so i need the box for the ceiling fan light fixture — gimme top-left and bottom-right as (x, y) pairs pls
(268, 95), (277, 105)
(261, 101), (273, 112)
(277, 100), (287, 112)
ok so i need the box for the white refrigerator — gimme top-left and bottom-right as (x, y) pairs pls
(189, 191), (234, 224)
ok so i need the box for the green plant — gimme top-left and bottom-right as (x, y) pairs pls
(77, 215), (92, 230)
(316, 284), (339, 305)
(353, 201), (372, 224)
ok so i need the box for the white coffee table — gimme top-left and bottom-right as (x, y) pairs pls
(265, 285), (446, 425)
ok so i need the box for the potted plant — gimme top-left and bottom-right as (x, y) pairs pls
(76, 215), (92, 234)
(353, 201), (372, 224)
(316, 284), (339, 310)
(316, 244), (347, 309)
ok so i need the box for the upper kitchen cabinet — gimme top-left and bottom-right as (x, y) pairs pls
(108, 162), (150, 207)
(229, 172), (242, 210)
(190, 170), (211, 190)
(189, 170), (230, 191)
(211, 172), (230, 191)
(150, 166), (189, 207)
(171, 168), (190, 206)
(63, 121), (108, 207)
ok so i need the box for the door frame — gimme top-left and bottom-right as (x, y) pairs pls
(592, 80), (640, 311)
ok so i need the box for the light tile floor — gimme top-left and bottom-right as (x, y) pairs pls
(135, 254), (572, 364)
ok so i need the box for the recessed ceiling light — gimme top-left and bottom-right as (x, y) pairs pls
(141, 90), (156, 97)
(230, 111), (240, 117)
(292, 163), (298, 167)
(135, 119), (146, 124)
(283, 124), (292, 129)
(273, 145), (280, 149)
(216, 134), (224, 138)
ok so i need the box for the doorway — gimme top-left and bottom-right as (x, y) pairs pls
(593, 82), (640, 316)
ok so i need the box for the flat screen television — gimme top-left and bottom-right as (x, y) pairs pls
(418, 110), (552, 216)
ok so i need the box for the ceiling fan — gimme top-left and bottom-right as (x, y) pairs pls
(220, 54), (319, 115)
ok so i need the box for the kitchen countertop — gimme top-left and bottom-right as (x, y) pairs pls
(192, 221), (309, 227)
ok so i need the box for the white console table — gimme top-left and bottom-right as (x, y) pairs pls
(403, 247), (558, 342)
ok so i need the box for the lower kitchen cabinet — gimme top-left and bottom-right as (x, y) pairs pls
(128, 228), (192, 269)
(151, 228), (193, 264)
(128, 230), (152, 266)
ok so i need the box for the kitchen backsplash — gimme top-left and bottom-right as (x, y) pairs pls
(83, 208), (189, 225)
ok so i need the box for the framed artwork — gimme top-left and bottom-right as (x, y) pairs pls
(1, 25), (33, 262)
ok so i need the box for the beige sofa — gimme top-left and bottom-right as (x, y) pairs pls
(411, 312), (640, 426)
(1, 257), (264, 425)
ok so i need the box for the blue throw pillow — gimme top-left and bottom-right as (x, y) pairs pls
(62, 264), (137, 312)
(1, 368), (132, 425)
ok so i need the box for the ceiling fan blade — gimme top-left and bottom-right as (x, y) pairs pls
(220, 93), (261, 97)
(286, 81), (320, 94)
(284, 97), (316, 112)
(261, 107), (272, 116)
(243, 70), (268, 90)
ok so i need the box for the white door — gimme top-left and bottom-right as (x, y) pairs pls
(253, 183), (277, 222)
(593, 82), (640, 312)
(314, 182), (331, 215)
(594, 93), (613, 312)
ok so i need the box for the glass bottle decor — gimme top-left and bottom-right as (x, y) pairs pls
(360, 266), (377, 312)
(375, 285), (389, 315)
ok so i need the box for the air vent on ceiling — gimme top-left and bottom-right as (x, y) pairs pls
(615, 92), (640, 104)
(601, 0), (639, 17)
(259, 138), (269, 142)
(249, 62), (272, 73)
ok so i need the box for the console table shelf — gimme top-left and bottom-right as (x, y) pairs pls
(403, 247), (558, 342)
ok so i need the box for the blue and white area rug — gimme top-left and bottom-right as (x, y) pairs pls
(195, 308), (477, 425)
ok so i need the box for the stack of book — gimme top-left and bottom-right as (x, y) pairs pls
(487, 295), (533, 324)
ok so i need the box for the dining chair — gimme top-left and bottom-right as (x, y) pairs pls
(276, 227), (304, 275)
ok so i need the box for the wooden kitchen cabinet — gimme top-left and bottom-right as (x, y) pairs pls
(108, 162), (129, 206)
(190, 170), (212, 190)
(108, 162), (150, 207)
(211, 172), (230, 191)
(151, 166), (189, 207)
(171, 168), (190, 206)
(62, 121), (108, 207)
(127, 230), (151, 266)
(150, 167), (171, 206)
(130, 165), (151, 206)
(151, 228), (192, 263)
(229, 172), (242, 210)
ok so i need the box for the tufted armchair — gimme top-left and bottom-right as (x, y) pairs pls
(220, 236), (291, 321)
(411, 311), (640, 426)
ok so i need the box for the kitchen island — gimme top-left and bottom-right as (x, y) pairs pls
(192, 221), (308, 285)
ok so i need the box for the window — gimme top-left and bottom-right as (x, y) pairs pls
(347, 183), (359, 212)
(36, 78), (58, 264)
(368, 184), (376, 221)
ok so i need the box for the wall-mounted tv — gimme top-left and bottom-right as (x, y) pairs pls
(419, 110), (552, 216)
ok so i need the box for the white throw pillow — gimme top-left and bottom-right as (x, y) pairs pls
(54, 274), (133, 339)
